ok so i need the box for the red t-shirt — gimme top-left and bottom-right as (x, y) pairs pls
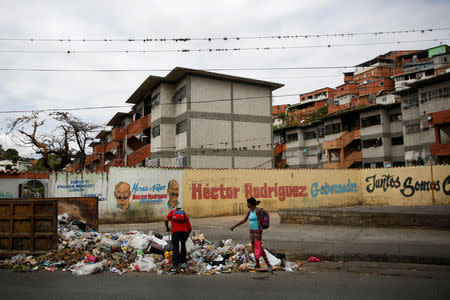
(166, 209), (192, 234)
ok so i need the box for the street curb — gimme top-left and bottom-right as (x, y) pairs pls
(274, 249), (450, 266)
(278, 208), (450, 229)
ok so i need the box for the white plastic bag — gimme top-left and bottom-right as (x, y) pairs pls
(128, 233), (150, 250)
(150, 235), (168, 247)
(72, 261), (105, 276)
(133, 255), (156, 272)
(185, 238), (195, 254)
(265, 250), (281, 266)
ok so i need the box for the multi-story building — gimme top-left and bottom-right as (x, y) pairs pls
(287, 88), (334, 124)
(395, 72), (450, 165)
(278, 102), (404, 169)
(87, 67), (283, 170)
(273, 44), (450, 169)
(272, 104), (289, 126)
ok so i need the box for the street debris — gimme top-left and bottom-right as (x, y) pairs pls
(307, 256), (321, 263)
(0, 215), (304, 276)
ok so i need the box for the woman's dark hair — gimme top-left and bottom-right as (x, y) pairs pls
(247, 197), (260, 206)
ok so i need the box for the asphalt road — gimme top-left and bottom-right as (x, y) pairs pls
(2, 267), (449, 300)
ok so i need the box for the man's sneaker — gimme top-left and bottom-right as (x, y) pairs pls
(267, 265), (273, 272)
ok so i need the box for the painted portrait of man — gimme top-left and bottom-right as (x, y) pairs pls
(167, 179), (180, 209)
(114, 181), (131, 210)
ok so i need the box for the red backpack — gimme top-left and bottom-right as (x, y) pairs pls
(172, 209), (187, 223)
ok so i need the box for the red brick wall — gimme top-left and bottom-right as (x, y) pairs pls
(358, 78), (394, 96)
(336, 83), (359, 97)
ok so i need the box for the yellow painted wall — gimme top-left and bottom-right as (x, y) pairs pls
(182, 168), (361, 218)
(360, 166), (450, 206)
(182, 166), (450, 218)
(431, 165), (450, 205)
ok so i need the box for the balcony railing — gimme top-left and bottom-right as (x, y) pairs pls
(112, 127), (127, 142)
(127, 114), (151, 137)
(430, 143), (450, 157)
(127, 144), (151, 167)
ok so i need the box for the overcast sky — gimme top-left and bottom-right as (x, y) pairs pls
(0, 0), (449, 156)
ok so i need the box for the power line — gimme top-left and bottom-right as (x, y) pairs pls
(0, 66), (355, 72)
(0, 27), (448, 43)
(0, 93), (300, 114)
(1, 38), (448, 54)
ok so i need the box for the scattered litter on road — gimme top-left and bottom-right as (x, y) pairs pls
(0, 214), (304, 276)
(307, 256), (321, 263)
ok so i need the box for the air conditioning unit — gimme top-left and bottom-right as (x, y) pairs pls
(146, 158), (160, 167)
(172, 156), (187, 168)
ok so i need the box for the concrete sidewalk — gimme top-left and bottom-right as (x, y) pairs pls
(100, 213), (450, 265)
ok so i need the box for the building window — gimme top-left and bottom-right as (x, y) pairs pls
(363, 163), (371, 168)
(325, 123), (341, 135)
(405, 123), (421, 134)
(420, 87), (450, 101)
(390, 113), (402, 122)
(362, 138), (382, 148)
(172, 86), (186, 103)
(151, 125), (160, 138)
(304, 131), (317, 140)
(361, 114), (381, 128)
(393, 161), (405, 167)
(375, 162), (384, 168)
(287, 133), (298, 143)
(176, 120), (187, 134)
(402, 95), (419, 108)
(286, 150), (297, 158)
(305, 148), (319, 157)
(151, 93), (161, 107)
(391, 136), (404, 145)
(318, 127), (325, 138)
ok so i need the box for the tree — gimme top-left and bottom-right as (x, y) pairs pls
(5, 148), (20, 163)
(50, 112), (102, 170)
(7, 112), (102, 171)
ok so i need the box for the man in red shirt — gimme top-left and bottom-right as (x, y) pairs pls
(165, 207), (192, 269)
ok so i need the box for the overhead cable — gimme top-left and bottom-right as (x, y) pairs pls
(0, 27), (448, 43)
(0, 38), (447, 54)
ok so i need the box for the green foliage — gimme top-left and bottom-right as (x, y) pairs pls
(5, 148), (20, 163)
(29, 154), (62, 172)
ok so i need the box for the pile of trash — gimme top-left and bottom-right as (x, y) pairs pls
(0, 214), (304, 276)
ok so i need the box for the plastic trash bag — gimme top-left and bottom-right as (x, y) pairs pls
(185, 238), (195, 254)
(133, 255), (157, 272)
(128, 233), (150, 250)
(254, 240), (263, 260)
(72, 261), (105, 276)
(265, 250), (281, 266)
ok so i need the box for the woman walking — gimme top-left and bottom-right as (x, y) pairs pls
(230, 197), (272, 272)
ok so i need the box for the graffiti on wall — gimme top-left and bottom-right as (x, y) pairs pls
(365, 174), (450, 197)
(56, 179), (106, 201)
(191, 182), (308, 201)
(114, 179), (180, 210)
(310, 179), (359, 198)
(0, 191), (13, 198)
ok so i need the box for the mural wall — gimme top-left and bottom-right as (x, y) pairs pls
(102, 167), (183, 223)
(0, 164), (444, 223)
(182, 169), (361, 218)
(360, 165), (450, 206)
